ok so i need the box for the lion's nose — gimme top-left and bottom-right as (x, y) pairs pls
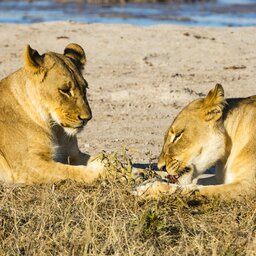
(78, 114), (92, 124)
(157, 160), (167, 171)
(157, 154), (166, 171)
(159, 165), (167, 172)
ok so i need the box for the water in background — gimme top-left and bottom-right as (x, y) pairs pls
(0, 0), (256, 26)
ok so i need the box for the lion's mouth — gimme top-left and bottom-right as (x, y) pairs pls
(60, 122), (85, 129)
(165, 167), (191, 184)
(60, 122), (86, 136)
(75, 123), (86, 129)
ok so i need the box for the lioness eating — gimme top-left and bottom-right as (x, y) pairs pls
(0, 43), (105, 183)
(134, 84), (256, 198)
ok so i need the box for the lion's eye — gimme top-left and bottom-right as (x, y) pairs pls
(172, 131), (184, 143)
(59, 88), (72, 97)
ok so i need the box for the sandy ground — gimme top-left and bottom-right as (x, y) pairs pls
(0, 22), (256, 164)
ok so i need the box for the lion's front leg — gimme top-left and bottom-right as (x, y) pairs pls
(194, 181), (252, 198)
(133, 179), (251, 199)
(17, 157), (107, 184)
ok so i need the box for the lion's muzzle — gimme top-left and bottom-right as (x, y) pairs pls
(78, 114), (92, 126)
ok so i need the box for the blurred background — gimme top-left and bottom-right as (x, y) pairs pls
(0, 0), (256, 26)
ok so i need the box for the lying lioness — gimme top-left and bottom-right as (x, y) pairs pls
(134, 84), (256, 198)
(0, 43), (105, 183)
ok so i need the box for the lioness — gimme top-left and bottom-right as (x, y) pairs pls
(0, 43), (105, 183)
(134, 84), (256, 198)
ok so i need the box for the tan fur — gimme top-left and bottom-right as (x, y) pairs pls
(135, 84), (256, 198)
(0, 43), (106, 184)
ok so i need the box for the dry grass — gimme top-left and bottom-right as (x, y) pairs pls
(0, 153), (255, 256)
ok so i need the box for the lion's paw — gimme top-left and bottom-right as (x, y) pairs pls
(87, 154), (108, 177)
(132, 179), (179, 198)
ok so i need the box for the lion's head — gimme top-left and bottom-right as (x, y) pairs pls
(23, 43), (91, 135)
(158, 84), (228, 180)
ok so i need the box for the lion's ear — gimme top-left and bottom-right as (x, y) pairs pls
(64, 43), (86, 70)
(24, 45), (43, 72)
(203, 84), (226, 122)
